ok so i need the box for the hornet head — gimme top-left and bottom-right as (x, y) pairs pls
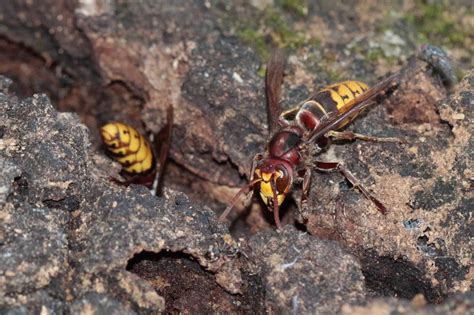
(254, 158), (294, 207)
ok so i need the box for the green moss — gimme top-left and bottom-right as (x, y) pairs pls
(325, 68), (345, 83)
(231, 5), (319, 61)
(366, 48), (398, 64)
(280, 0), (308, 17)
(257, 65), (267, 78)
(304, 51), (346, 83)
(366, 49), (384, 62)
(403, 1), (469, 47)
(237, 28), (270, 60)
(263, 8), (315, 49)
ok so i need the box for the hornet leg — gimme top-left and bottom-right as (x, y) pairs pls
(300, 167), (312, 210)
(314, 161), (387, 214)
(218, 153), (263, 223)
(249, 153), (264, 181)
(326, 130), (405, 144)
(153, 105), (174, 196)
(270, 177), (282, 229)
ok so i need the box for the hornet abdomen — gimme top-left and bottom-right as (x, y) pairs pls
(100, 122), (154, 174)
(281, 80), (369, 131)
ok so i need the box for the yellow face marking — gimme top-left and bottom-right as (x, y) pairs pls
(259, 191), (286, 206)
(260, 178), (273, 197)
(262, 172), (272, 182)
(254, 169), (261, 178)
(258, 171), (286, 206)
(276, 194), (285, 205)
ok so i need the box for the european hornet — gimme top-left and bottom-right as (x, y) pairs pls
(219, 51), (426, 228)
(100, 106), (173, 196)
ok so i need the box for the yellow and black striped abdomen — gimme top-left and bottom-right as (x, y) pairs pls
(281, 80), (369, 132)
(100, 122), (154, 174)
(314, 80), (369, 113)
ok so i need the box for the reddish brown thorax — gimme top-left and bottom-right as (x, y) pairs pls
(253, 126), (304, 206)
(268, 128), (302, 164)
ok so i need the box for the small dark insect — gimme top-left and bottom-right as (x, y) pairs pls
(100, 106), (173, 196)
(418, 44), (457, 89)
(219, 51), (427, 228)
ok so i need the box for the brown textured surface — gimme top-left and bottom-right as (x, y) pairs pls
(299, 70), (473, 302)
(0, 0), (472, 314)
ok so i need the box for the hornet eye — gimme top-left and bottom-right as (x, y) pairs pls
(275, 166), (290, 193)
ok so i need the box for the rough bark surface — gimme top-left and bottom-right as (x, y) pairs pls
(0, 0), (472, 313)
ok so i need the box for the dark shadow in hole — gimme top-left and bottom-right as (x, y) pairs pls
(360, 251), (445, 304)
(0, 36), (64, 102)
(0, 37), (146, 150)
(294, 220), (308, 233)
(225, 192), (301, 237)
(126, 250), (263, 313)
